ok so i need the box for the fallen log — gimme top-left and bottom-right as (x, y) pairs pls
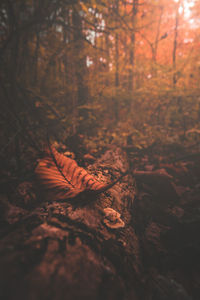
(0, 147), (198, 300)
(0, 147), (142, 300)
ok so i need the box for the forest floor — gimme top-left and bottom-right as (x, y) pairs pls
(0, 135), (200, 300)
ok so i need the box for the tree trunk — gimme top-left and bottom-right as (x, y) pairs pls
(33, 29), (40, 86)
(114, 0), (119, 121)
(72, 7), (89, 134)
(172, 1), (180, 86)
(128, 0), (138, 91)
(105, 32), (110, 87)
(115, 33), (119, 88)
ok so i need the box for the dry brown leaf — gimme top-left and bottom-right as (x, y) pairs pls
(35, 146), (110, 200)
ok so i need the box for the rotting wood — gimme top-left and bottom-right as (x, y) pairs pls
(0, 147), (198, 300)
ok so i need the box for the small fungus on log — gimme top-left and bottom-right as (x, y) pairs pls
(103, 207), (125, 229)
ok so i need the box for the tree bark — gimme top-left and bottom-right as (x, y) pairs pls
(172, 1), (180, 86)
(72, 7), (89, 134)
(0, 147), (198, 300)
(128, 0), (138, 91)
(0, 147), (139, 300)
